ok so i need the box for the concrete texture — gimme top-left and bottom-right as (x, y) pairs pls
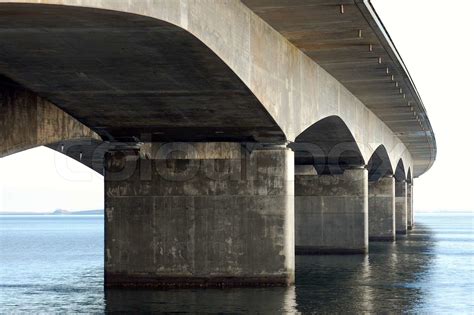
(0, 0), (436, 287)
(0, 1), (428, 178)
(368, 176), (395, 241)
(0, 1), (437, 290)
(0, 77), (99, 157)
(243, 0), (436, 175)
(104, 142), (295, 288)
(407, 183), (414, 230)
(295, 168), (368, 254)
(395, 180), (408, 235)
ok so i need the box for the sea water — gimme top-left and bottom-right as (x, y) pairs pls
(0, 213), (473, 313)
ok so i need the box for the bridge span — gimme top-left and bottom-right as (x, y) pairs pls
(0, 1), (435, 287)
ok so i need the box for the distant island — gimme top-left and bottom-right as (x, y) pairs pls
(0, 209), (104, 215)
(52, 209), (104, 215)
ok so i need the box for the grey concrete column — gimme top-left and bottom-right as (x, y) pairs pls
(407, 183), (413, 230)
(295, 167), (368, 254)
(368, 176), (395, 241)
(395, 180), (408, 235)
(104, 142), (295, 288)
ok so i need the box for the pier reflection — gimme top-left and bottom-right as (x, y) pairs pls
(105, 224), (434, 313)
(294, 224), (434, 313)
(105, 286), (296, 313)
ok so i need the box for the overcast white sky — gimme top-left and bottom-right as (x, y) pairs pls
(0, 0), (473, 213)
(0, 147), (104, 212)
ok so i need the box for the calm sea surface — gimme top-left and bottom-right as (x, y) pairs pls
(0, 213), (473, 313)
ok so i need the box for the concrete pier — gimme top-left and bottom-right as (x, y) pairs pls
(407, 183), (414, 230)
(395, 181), (408, 235)
(104, 142), (295, 288)
(0, 1), (437, 291)
(368, 176), (396, 241)
(295, 167), (368, 254)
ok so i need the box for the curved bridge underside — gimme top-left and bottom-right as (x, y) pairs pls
(0, 1), (429, 288)
(0, 4), (284, 143)
(0, 76), (99, 156)
(0, 1), (436, 178)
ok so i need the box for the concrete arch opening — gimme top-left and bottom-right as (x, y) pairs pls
(394, 160), (409, 235)
(367, 145), (393, 182)
(406, 168), (414, 230)
(367, 146), (396, 242)
(294, 116), (368, 255)
(293, 115), (365, 175)
(395, 159), (407, 183)
(407, 168), (413, 184)
(0, 145), (104, 214)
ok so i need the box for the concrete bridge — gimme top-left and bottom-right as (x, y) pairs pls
(0, 1), (436, 287)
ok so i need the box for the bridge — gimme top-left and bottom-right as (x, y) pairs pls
(0, 1), (436, 287)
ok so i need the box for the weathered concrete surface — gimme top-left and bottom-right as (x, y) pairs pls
(407, 183), (414, 230)
(368, 176), (395, 241)
(395, 181), (408, 235)
(295, 168), (368, 254)
(45, 139), (110, 175)
(0, 1), (422, 177)
(0, 1), (435, 291)
(104, 142), (295, 288)
(242, 0), (436, 176)
(0, 79), (99, 157)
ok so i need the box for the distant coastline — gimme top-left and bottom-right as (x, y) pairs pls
(0, 209), (104, 215)
(1, 209), (472, 215)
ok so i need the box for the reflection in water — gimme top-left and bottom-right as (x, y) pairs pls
(1, 213), (473, 313)
(105, 223), (436, 313)
(106, 287), (297, 313)
(293, 228), (434, 314)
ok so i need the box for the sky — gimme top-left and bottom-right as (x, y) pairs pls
(0, 0), (473, 213)
(372, 0), (474, 212)
(0, 147), (104, 212)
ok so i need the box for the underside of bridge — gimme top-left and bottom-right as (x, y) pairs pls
(242, 0), (436, 176)
(0, 1), (433, 288)
(0, 4), (284, 144)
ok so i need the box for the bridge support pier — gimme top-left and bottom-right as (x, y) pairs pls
(368, 176), (395, 241)
(407, 183), (414, 230)
(395, 181), (408, 235)
(295, 167), (368, 254)
(104, 142), (295, 288)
